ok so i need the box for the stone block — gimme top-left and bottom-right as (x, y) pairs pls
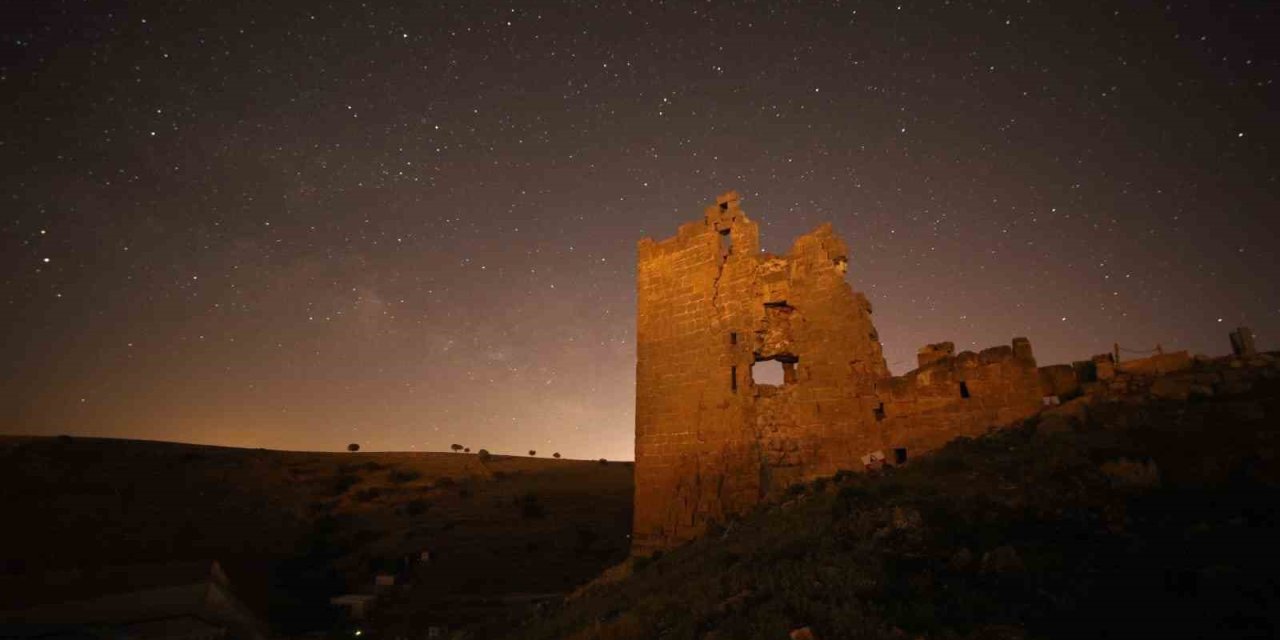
(917, 341), (955, 368)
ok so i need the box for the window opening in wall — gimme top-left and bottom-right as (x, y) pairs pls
(730, 366), (738, 393)
(751, 357), (798, 386)
(719, 201), (729, 211)
(959, 381), (971, 399)
(751, 359), (785, 386)
(894, 448), (908, 464)
(730, 332), (738, 345)
(874, 402), (886, 421)
(719, 229), (732, 257)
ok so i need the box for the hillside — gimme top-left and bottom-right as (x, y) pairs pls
(0, 439), (632, 634)
(504, 355), (1280, 640)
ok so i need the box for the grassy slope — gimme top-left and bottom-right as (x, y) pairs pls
(506, 375), (1280, 639)
(0, 440), (632, 634)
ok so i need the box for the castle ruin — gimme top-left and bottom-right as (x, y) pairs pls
(633, 192), (1047, 553)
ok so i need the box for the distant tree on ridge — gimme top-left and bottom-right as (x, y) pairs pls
(529, 450), (537, 456)
(553, 452), (561, 459)
(451, 444), (463, 453)
(347, 443), (360, 452)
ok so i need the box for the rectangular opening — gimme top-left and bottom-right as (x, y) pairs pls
(730, 365), (737, 393)
(873, 402), (886, 422)
(959, 381), (971, 399)
(729, 332), (737, 345)
(894, 448), (908, 464)
(719, 229), (732, 258)
(751, 359), (785, 386)
(751, 357), (799, 386)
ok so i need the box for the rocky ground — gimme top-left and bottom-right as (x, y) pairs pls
(500, 353), (1280, 640)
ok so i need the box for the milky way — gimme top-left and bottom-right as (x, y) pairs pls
(2, 2), (1276, 458)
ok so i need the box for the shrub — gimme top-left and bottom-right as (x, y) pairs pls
(388, 469), (421, 484)
(478, 449), (492, 462)
(331, 474), (360, 496)
(553, 452), (561, 459)
(464, 447), (471, 453)
(405, 499), (429, 516)
(529, 450), (537, 456)
(347, 443), (360, 452)
(519, 493), (545, 519)
(599, 458), (608, 465)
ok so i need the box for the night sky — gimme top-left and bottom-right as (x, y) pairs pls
(3, 2), (1276, 459)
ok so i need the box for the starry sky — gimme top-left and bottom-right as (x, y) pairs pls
(2, 1), (1276, 459)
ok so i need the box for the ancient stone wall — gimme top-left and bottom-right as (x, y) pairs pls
(634, 193), (1050, 553)
(874, 339), (1042, 459)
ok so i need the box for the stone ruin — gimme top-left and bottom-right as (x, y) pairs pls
(634, 192), (1055, 553)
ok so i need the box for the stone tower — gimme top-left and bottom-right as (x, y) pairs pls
(633, 191), (891, 553)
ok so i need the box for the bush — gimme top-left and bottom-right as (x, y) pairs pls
(529, 450), (537, 456)
(331, 474), (360, 496)
(599, 458), (608, 465)
(405, 499), (430, 516)
(553, 452), (561, 459)
(347, 443), (360, 452)
(388, 469), (421, 484)
(519, 493), (545, 519)
(478, 449), (492, 462)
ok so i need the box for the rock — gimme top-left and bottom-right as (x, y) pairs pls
(1150, 377), (1191, 401)
(1100, 458), (1161, 491)
(790, 627), (817, 640)
(1188, 384), (1215, 399)
(968, 624), (1028, 640)
(715, 589), (753, 613)
(1036, 413), (1074, 436)
(1216, 379), (1254, 396)
(948, 547), (975, 571)
(980, 546), (1025, 574)
(891, 506), (923, 531)
(1223, 401), (1265, 422)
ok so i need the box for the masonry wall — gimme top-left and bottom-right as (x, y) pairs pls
(635, 193), (1048, 553)
(875, 340), (1042, 457)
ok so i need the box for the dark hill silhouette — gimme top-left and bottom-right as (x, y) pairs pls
(0, 440), (632, 635)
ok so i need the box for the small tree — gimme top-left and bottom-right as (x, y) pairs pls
(464, 447), (471, 453)
(478, 449), (491, 462)
(553, 452), (561, 459)
(347, 443), (360, 452)
(598, 458), (608, 465)
(451, 444), (463, 453)
(529, 450), (537, 456)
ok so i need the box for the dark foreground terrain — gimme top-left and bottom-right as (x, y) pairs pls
(0, 440), (632, 635)
(503, 357), (1280, 640)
